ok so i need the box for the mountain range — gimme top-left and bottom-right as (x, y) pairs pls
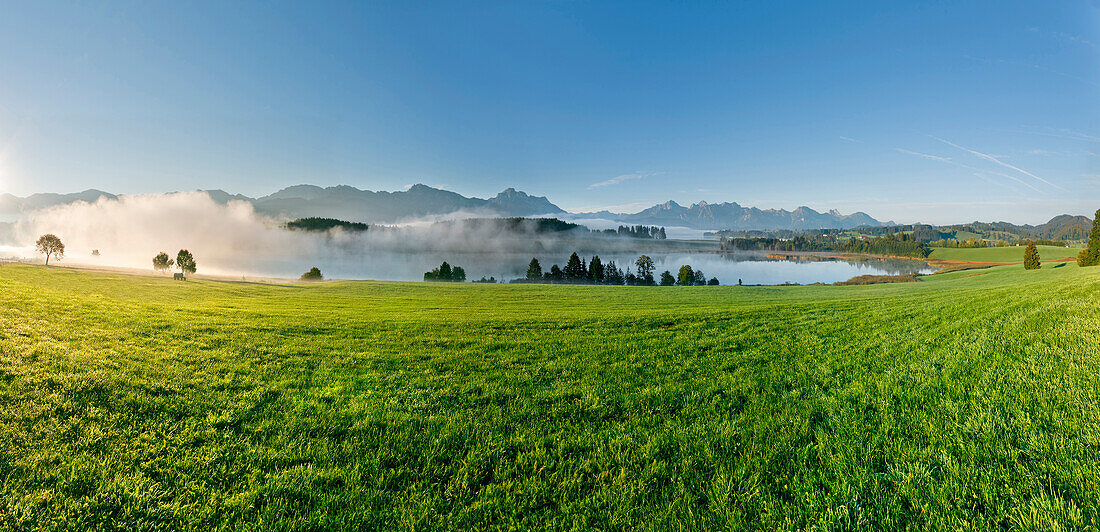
(576, 200), (883, 231)
(4, 184), (891, 231)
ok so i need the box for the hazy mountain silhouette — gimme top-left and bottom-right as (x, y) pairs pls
(0, 189), (117, 213)
(581, 200), (884, 230)
(250, 184), (565, 222)
(4, 184), (1088, 233)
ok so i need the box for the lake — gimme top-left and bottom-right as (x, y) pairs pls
(166, 250), (933, 285)
(2, 242), (932, 285)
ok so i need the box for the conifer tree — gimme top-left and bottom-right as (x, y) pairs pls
(526, 258), (542, 280)
(1078, 208), (1100, 267)
(1023, 241), (1041, 270)
(565, 252), (584, 281)
(589, 255), (604, 283)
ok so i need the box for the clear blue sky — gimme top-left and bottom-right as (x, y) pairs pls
(0, 1), (1097, 224)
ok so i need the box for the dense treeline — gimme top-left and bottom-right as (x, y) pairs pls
(511, 253), (716, 286)
(437, 217), (585, 234)
(286, 217), (369, 232)
(424, 261), (466, 282)
(855, 221), (1087, 243)
(927, 237), (1066, 248)
(721, 233), (931, 258)
(285, 216), (667, 239)
(717, 221), (1082, 247)
(599, 225), (667, 239)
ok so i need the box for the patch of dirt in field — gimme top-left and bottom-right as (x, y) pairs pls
(834, 273), (921, 285)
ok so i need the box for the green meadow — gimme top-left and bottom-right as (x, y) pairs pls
(2, 262), (1099, 530)
(929, 245), (1083, 263)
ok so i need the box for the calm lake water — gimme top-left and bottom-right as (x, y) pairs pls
(185, 250), (932, 285)
(2, 244), (932, 285)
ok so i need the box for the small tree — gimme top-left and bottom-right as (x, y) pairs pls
(635, 255), (655, 282)
(176, 249), (197, 276)
(438, 261), (452, 281)
(565, 252), (584, 281)
(660, 270), (675, 286)
(677, 265), (695, 286)
(451, 266), (466, 282)
(1023, 241), (1041, 270)
(605, 261), (624, 285)
(1078, 208), (1100, 267)
(693, 269), (706, 286)
(707, 277), (719, 286)
(301, 267), (323, 281)
(153, 252), (174, 272)
(589, 255), (604, 283)
(36, 234), (64, 265)
(526, 258), (543, 280)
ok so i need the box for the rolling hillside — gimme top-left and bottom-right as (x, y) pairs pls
(2, 263), (1099, 529)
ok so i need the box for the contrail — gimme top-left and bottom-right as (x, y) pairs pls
(896, 148), (1040, 193)
(930, 135), (1065, 191)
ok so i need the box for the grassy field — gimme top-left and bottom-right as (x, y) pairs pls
(2, 262), (1100, 530)
(929, 245), (1082, 263)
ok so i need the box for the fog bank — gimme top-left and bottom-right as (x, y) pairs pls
(0, 192), (691, 279)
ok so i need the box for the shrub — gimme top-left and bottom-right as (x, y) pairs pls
(301, 267), (323, 281)
(1023, 241), (1041, 270)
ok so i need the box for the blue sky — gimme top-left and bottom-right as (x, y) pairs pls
(0, 1), (1098, 224)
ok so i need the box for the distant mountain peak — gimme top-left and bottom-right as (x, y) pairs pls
(486, 188), (564, 215)
(604, 198), (884, 230)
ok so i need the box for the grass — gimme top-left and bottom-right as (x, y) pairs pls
(929, 245), (1082, 263)
(833, 273), (920, 285)
(2, 262), (1100, 530)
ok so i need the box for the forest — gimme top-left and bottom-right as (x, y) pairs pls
(720, 233), (932, 258)
(285, 217), (666, 239)
(511, 252), (716, 286)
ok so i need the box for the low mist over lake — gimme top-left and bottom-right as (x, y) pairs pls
(0, 191), (933, 284)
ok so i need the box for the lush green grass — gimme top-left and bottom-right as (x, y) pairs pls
(930, 245), (1082, 263)
(2, 263), (1100, 530)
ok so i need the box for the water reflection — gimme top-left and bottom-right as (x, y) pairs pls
(202, 250), (931, 285)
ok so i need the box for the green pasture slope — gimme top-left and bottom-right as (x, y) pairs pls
(930, 245), (1082, 263)
(2, 263), (1100, 530)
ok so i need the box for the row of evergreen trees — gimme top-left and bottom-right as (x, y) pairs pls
(721, 234), (931, 258)
(517, 253), (717, 286)
(599, 225), (667, 239)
